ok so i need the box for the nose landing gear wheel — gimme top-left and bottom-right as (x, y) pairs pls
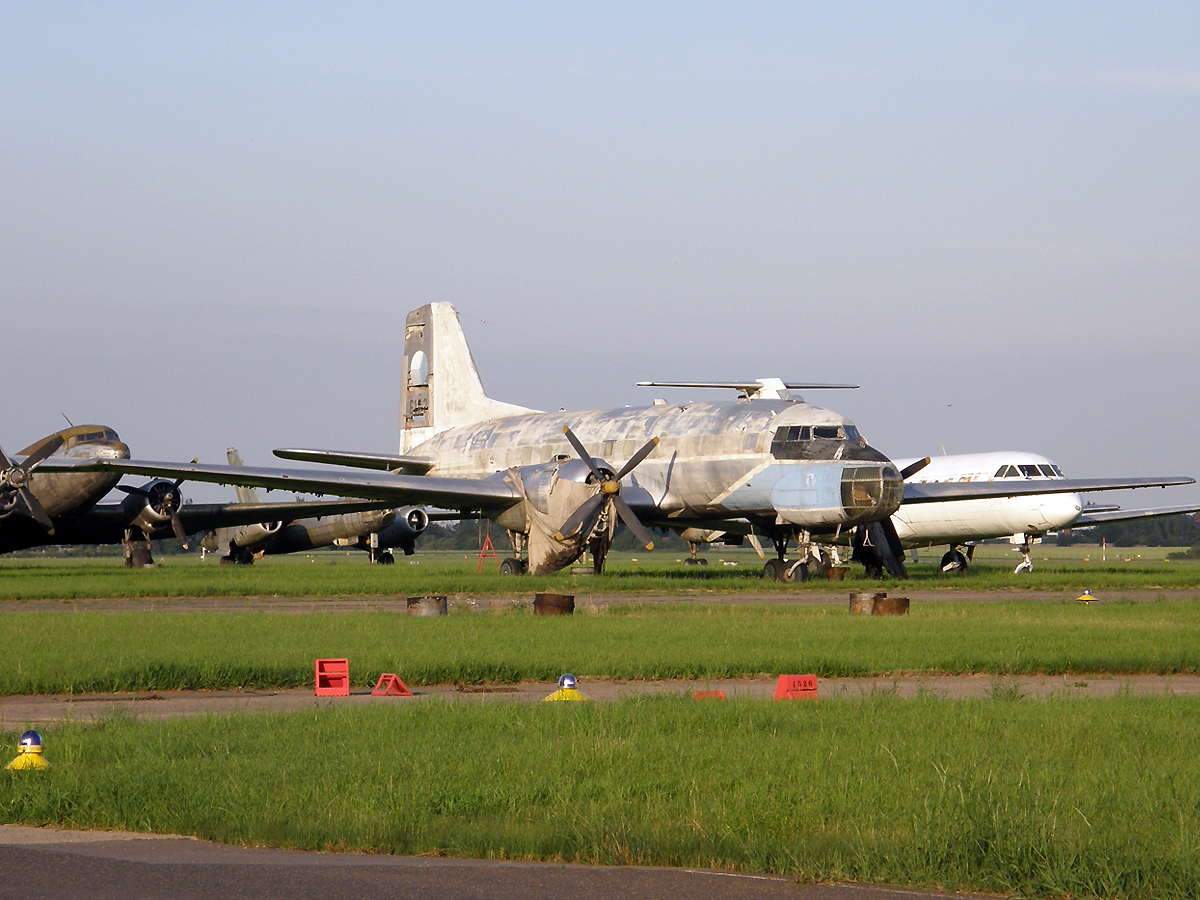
(499, 557), (527, 576)
(940, 549), (968, 573)
(761, 559), (807, 583)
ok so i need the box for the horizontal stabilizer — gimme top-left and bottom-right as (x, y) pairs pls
(637, 378), (856, 400)
(904, 476), (1196, 505)
(274, 448), (434, 475)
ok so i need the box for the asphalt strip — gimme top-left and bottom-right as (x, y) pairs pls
(0, 825), (1004, 900)
(3, 673), (1200, 727)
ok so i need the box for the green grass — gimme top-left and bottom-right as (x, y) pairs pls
(4, 601), (1200, 694)
(4, 697), (1198, 900)
(2, 547), (1200, 599)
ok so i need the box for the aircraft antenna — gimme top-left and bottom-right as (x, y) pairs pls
(61, 413), (74, 427)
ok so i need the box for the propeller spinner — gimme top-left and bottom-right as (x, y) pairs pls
(0, 436), (65, 534)
(554, 427), (659, 554)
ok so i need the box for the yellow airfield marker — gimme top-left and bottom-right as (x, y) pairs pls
(544, 673), (592, 702)
(6, 730), (50, 771)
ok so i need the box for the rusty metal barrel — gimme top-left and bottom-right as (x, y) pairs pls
(848, 592), (875, 614)
(871, 595), (910, 616)
(406, 595), (448, 616)
(534, 592), (575, 616)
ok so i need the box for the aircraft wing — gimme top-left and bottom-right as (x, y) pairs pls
(38, 458), (521, 510)
(903, 476), (1195, 504)
(1070, 505), (1200, 528)
(42, 498), (396, 546)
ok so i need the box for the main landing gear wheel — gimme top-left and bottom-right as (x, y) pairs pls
(683, 558), (708, 566)
(499, 557), (527, 576)
(377, 550), (395, 565)
(761, 559), (808, 583)
(940, 549), (969, 573)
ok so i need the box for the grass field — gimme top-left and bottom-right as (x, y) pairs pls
(1, 546), (1199, 599)
(4, 697), (1197, 900)
(3, 600), (1200, 694)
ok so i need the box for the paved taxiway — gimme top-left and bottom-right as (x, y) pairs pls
(0, 826), (1003, 900)
(4, 673), (1200, 726)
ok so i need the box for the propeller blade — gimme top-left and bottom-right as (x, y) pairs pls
(170, 511), (189, 549)
(747, 532), (766, 559)
(0, 445), (11, 471)
(19, 434), (65, 471)
(115, 484), (150, 496)
(614, 437), (660, 481)
(900, 457), (931, 480)
(554, 492), (606, 541)
(611, 495), (655, 551)
(562, 427), (605, 482)
(16, 487), (55, 535)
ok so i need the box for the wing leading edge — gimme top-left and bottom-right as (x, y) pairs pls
(903, 476), (1195, 504)
(37, 458), (521, 511)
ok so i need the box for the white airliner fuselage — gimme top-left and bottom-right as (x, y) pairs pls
(890, 451), (1082, 548)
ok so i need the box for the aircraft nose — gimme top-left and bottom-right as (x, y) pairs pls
(840, 463), (904, 523)
(1038, 492), (1083, 531)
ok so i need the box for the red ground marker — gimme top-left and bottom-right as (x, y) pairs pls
(314, 658), (350, 697)
(372, 673), (414, 697)
(692, 690), (727, 701)
(773, 674), (818, 701)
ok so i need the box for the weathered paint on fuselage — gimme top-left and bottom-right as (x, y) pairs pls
(17, 426), (130, 518)
(413, 398), (902, 530)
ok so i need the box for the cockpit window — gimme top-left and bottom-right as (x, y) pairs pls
(994, 466), (1008, 478)
(812, 425), (841, 440)
(1019, 464), (1041, 478)
(843, 424), (863, 444)
(1038, 464), (1057, 478)
(1051, 465), (1064, 477)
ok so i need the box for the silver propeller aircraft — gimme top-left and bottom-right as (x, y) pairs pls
(203, 449), (429, 564)
(1, 425), (393, 565)
(43, 304), (1195, 580)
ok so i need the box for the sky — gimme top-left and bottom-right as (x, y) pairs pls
(3, 3), (1199, 510)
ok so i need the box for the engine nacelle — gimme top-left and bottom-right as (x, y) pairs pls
(372, 506), (430, 555)
(123, 480), (183, 537)
(226, 520), (284, 549)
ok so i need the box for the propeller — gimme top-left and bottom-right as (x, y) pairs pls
(900, 457), (931, 480)
(0, 436), (65, 535)
(554, 427), (659, 552)
(117, 478), (189, 548)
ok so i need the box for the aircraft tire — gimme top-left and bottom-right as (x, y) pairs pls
(785, 560), (808, 583)
(377, 550), (395, 565)
(761, 559), (785, 581)
(940, 549), (968, 573)
(499, 558), (526, 576)
(684, 558), (708, 566)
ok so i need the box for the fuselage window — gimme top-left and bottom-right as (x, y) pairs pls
(1019, 464), (1041, 478)
(1037, 464), (1057, 478)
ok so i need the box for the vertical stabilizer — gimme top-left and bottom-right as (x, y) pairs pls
(226, 448), (263, 504)
(398, 303), (535, 454)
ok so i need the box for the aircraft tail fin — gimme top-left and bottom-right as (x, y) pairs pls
(226, 448), (263, 504)
(398, 303), (535, 454)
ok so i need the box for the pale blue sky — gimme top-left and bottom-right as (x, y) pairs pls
(4, 3), (1198, 507)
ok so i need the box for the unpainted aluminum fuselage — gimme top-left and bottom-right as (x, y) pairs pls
(412, 397), (903, 532)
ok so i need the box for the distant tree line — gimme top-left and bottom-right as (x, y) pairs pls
(1056, 514), (1200, 548)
